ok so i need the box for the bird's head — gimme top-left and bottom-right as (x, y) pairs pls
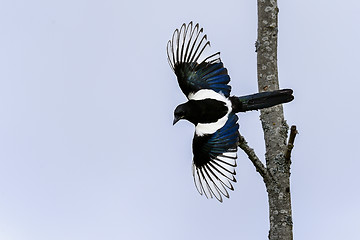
(173, 103), (192, 125)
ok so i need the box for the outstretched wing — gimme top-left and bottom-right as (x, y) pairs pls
(167, 22), (231, 98)
(192, 113), (239, 202)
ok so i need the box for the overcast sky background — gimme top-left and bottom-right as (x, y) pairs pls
(1, 0), (359, 239)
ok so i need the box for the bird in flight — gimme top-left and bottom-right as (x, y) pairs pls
(167, 22), (293, 202)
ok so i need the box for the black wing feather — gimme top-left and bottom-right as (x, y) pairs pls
(167, 22), (231, 98)
(192, 113), (239, 202)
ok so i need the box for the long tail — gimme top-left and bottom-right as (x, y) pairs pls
(230, 89), (294, 112)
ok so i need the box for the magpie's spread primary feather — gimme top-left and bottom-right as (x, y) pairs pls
(167, 22), (294, 202)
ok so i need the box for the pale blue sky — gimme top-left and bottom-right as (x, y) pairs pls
(1, 0), (359, 239)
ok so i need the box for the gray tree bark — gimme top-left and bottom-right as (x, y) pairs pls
(257, 0), (295, 239)
(256, 1), (294, 239)
(239, 0), (297, 239)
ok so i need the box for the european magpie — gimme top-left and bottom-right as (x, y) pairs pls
(167, 22), (293, 202)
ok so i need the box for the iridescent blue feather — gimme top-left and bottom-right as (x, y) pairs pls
(167, 22), (232, 98)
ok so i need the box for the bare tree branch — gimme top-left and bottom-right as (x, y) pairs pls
(238, 133), (270, 182)
(284, 125), (298, 163)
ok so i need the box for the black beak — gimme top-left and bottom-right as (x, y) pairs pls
(173, 116), (181, 125)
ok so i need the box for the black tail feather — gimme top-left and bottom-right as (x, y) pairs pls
(230, 89), (294, 112)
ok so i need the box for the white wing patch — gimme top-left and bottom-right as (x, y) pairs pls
(189, 89), (233, 136)
(188, 89), (228, 102)
(195, 118), (228, 136)
(192, 149), (237, 202)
